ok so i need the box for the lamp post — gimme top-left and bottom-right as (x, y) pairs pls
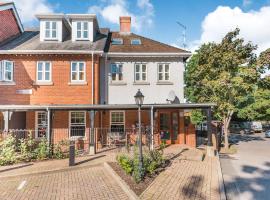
(134, 89), (144, 177)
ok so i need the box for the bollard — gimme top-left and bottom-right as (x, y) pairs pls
(69, 140), (75, 166)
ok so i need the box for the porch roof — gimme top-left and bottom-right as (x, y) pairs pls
(0, 103), (216, 112)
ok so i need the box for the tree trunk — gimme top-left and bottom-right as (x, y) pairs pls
(223, 111), (234, 150)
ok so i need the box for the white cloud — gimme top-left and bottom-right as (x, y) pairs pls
(190, 6), (270, 53)
(88, 0), (154, 32)
(3, 0), (54, 24)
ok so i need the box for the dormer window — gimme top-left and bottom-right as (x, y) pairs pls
(112, 38), (123, 45)
(131, 39), (141, 45)
(76, 21), (89, 40)
(45, 21), (57, 40)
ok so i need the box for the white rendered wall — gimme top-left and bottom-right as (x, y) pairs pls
(104, 57), (185, 104)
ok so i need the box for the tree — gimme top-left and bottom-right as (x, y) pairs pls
(185, 28), (258, 149)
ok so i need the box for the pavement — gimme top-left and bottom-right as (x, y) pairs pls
(0, 145), (223, 200)
(220, 132), (270, 200)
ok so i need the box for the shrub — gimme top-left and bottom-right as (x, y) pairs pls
(35, 138), (50, 160)
(53, 140), (69, 159)
(19, 134), (36, 162)
(117, 154), (133, 174)
(0, 135), (17, 166)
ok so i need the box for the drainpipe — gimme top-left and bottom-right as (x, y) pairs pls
(46, 108), (51, 146)
(91, 52), (94, 104)
(150, 106), (154, 150)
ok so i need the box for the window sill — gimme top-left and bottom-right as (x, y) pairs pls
(110, 82), (127, 86)
(156, 81), (174, 85)
(133, 82), (150, 85)
(0, 81), (16, 86)
(68, 81), (88, 86)
(33, 81), (54, 86)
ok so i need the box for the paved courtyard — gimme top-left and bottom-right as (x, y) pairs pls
(0, 145), (223, 200)
(220, 133), (270, 200)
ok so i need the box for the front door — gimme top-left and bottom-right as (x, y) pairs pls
(159, 111), (179, 144)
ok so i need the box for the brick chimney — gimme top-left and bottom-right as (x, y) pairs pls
(119, 16), (131, 34)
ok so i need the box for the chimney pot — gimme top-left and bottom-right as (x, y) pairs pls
(119, 16), (131, 34)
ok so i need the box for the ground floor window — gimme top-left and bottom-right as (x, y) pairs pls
(110, 111), (125, 132)
(69, 111), (86, 137)
(35, 111), (47, 138)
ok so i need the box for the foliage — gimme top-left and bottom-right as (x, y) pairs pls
(53, 139), (70, 159)
(116, 154), (133, 175)
(185, 28), (259, 149)
(0, 135), (17, 165)
(190, 109), (206, 125)
(19, 134), (37, 162)
(34, 138), (50, 160)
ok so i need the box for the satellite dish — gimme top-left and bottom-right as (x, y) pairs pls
(167, 90), (176, 102)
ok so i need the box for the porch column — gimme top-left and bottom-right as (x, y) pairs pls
(89, 110), (96, 155)
(207, 107), (214, 157)
(150, 106), (154, 150)
(47, 109), (51, 146)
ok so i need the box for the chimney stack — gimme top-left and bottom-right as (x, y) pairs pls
(119, 16), (131, 34)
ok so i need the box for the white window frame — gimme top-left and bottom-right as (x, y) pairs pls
(110, 111), (125, 131)
(134, 63), (147, 82)
(36, 61), (52, 82)
(35, 111), (48, 138)
(70, 61), (86, 82)
(158, 63), (170, 81)
(0, 60), (14, 82)
(75, 21), (89, 40)
(110, 63), (123, 82)
(111, 38), (123, 45)
(44, 21), (57, 40)
(131, 39), (141, 45)
(69, 111), (86, 138)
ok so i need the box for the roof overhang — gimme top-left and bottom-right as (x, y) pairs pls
(107, 52), (192, 58)
(35, 13), (65, 19)
(0, 50), (104, 55)
(0, 103), (216, 112)
(0, 2), (24, 33)
(66, 14), (96, 20)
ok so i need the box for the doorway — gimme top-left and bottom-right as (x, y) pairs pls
(159, 111), (179, 144)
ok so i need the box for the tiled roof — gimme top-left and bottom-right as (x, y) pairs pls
(0, 28), (109, 53)
(106, 32), (190, 54)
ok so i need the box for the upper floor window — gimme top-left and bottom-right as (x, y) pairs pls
(158, 64), (170, 81)
(45, 21), (57, 40)
(112, 38), (123, 45)
(135, 63), (147, 82)
(111, 63), (123, 81)
(76, 21), (88, 40)
(0, 60), (14, 82)
(71, 61), (85, 82)
(37, 61), (51, 82)
(131, 39), (141, 45)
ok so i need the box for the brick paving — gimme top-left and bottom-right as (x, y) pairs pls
(140, 154), (221, 200)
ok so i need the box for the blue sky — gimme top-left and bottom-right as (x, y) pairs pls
(9, 0), (270, 52)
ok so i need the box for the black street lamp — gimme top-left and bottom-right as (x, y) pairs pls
(134, 89), (144, 178)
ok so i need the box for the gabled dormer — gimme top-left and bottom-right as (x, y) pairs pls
(36, 14), (68, 42)
(67, 14), (99, 42)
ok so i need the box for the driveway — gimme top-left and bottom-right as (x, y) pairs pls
(220, 133), (270, 200)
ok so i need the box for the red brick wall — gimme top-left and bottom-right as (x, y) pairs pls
(0, 9), (21, 43)
(0, 54), (100, 105)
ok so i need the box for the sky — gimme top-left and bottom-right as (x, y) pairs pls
(5, 0), (270, 53)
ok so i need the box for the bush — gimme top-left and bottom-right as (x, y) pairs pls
(0, 135), (17, 165)
(53, 140), (69, 159)
(117, 154), (133, 175)
(34, 138), (50, 160)
(19, 134), (36, 162)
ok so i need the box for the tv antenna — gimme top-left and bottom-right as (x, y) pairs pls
(176, 21), (187, 49)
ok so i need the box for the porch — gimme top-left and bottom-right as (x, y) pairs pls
(0, 103), (217, 155)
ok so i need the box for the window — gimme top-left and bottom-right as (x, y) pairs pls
(71, 62), (85, 82)
(111, 38), (123, 45)
(45, 21), (57, 40)
(131, 39), (141, 45)
(158, 64), (170, 81)
(36, 111), (47, 138)
(0, 60), (14, 82)
(110, 111), (125, 133)
(111, 63), (123, 81)
(76, 21), (88, 40)
(37, 61), (51, 82)
(69, 111), (86, 137)
(135, 63), (147, 82)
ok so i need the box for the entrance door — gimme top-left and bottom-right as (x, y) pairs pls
(159, 111), (179, 144)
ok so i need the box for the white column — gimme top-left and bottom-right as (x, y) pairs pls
(150, 106), (154, 150)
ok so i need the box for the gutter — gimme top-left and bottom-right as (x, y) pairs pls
(107, 52), (192, 57)
(0, 50), (104, 55)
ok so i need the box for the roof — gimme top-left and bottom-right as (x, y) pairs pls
(105, 32), (191, 56)
(0, 28), (109, 54)
(0, 1), (24, 33)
